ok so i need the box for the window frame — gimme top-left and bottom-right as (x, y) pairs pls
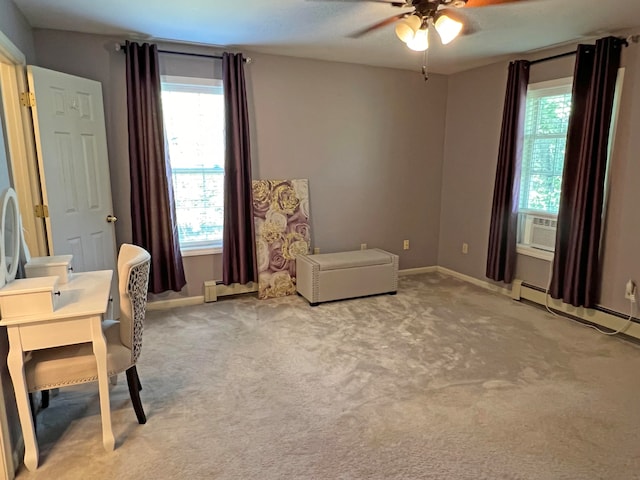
(516, 77), (572, 259)
(161, 75), (225, 255)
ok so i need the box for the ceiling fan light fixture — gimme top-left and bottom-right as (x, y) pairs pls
(407, 27), (429, 51)
(395, 14), (422, 43)
(434, 14), (463, 45)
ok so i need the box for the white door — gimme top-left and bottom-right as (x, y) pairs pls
(27, 66), (117, 274)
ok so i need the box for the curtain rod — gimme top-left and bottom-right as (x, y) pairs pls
(529, 50), (576, 66)
(115, 43), (251, 63)
(530, 35), (634, 66)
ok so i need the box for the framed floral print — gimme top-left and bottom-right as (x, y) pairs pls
(252, 179), (311, 299)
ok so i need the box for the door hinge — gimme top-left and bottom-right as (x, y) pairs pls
(20, 91), (35, 108)
(34, 204), (49, 218)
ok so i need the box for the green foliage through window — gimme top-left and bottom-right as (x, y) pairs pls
(519, 83), (572, 214)
(161, 77), (225, 249)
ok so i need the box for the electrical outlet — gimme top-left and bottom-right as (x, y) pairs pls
(403, 240), (410, 250)
(360, 243), (367, 250)
(625, 279), (636, 301)
(313, 247), (320, 254)
(462, 243), (469, 254)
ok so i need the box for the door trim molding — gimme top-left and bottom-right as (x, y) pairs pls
(0, 31), (23, 65)
(0, 29), (45, 480)
(0, 34), (47, 257)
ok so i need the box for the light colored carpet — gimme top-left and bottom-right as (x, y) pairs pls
(14, 273), (640, 479)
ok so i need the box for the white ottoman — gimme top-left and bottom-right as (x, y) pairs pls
(296, 248), (399, 306)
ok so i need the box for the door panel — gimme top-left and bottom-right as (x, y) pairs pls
(27, 65), (118, 315)
(81, 135), (101, 209)
(27, 66), (116, 274)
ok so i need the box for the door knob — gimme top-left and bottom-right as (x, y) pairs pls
(106, 215), (118, 223)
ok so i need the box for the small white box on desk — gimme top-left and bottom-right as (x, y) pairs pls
(25, 255), (73, 284)
(0, 276), (60, 317)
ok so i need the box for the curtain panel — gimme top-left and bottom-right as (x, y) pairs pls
(221, 53), (257, 285)
(550, 37), (623, 308)
(125, 41), (186, 294)
(486, 60), (530, 283)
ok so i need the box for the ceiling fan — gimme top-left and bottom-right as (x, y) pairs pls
(316, 0), (524, 51)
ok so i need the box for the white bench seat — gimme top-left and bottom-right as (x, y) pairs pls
(296, 248), (399, 306)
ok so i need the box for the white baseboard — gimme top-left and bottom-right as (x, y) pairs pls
(215, 282), (258, 297)
(147, 282), (259, 311)
(146, 296), (204, 311)
(398, 265), (510, 297)
(147, 269), (488, 311)
(513, 280), (640, 340)
(435, 266), (512, 296)
(433, 269), (639, 339)
(399, 266), (438, 276)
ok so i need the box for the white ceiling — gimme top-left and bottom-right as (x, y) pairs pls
(12, 0), (640, 74)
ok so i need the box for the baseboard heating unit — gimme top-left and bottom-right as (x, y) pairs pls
(511, 279), (640, 341)
(204, 281), (258, 303)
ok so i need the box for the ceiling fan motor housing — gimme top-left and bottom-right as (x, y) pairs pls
(413, 0), (467, 8)
(412, 0), (467, 20)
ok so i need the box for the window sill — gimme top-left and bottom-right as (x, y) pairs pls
(180, 247), (222, 257)
(517, 244), (554, 262)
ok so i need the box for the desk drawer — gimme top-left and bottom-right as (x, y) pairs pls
(25, 255), (73, 284)
(0, 276), (60, 317)
(18, 317), (94, 350)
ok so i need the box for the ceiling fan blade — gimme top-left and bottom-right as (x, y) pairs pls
(348, 13), (410, 38)
(464, 0), (524, 7)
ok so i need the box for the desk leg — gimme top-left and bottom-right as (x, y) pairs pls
(6, 330), (39, 471)
(90, 318), (115, 451)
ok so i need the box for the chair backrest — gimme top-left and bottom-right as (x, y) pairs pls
(118, 243), (151, 363)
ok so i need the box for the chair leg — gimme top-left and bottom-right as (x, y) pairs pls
(133, 367), (142, 391)
(28, 393), (37, 431)
(126, 366), (146, 424)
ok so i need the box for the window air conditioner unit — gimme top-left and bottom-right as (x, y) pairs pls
(523, 214), (557, 251)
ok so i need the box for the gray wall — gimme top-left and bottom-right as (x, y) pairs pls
(439, 40), (640, 314)
(0, 0), (35, 62)
(32, 29), (449, 297)
(438, 60), (507, 282)
(248, 53), (446, 266)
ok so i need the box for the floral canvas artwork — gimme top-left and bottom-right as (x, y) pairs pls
(252, 179), (311, 299)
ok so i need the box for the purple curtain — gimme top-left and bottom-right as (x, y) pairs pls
(550, 37), (623, 308)
(125, 41), (186, 293)
(221, 53), (257, 285)
(486, 60), (530, 283)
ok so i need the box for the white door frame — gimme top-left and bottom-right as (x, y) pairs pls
(0, 35), (47, 256)
(0, 30), (47, 480)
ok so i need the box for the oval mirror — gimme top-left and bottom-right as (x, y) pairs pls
(0, 188), (20, 283)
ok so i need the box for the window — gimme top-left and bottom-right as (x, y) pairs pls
(161, 76), (225, 253)
(518, 78), (572, 215)
(517, 78), (572, 258)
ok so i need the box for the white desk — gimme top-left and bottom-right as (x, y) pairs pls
(0, 270), (114, 471)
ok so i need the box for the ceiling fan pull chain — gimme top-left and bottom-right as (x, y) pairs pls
(422, 47), (429, 82)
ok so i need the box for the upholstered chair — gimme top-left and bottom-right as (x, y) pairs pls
(25, 243), (151, 425)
